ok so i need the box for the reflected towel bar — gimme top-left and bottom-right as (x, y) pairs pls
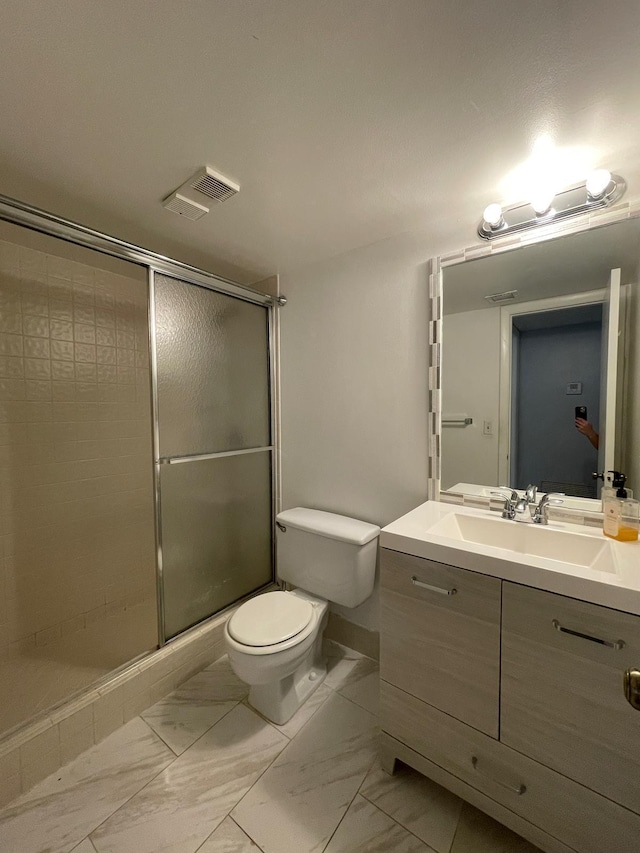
(442, 416), (473, 427)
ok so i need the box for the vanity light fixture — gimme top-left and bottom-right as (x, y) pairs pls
(478, 170), (625, 240)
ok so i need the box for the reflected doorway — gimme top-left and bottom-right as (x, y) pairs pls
(510, 305), (603, 497)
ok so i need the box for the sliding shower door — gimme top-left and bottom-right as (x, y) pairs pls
(152, 272), (273, 640)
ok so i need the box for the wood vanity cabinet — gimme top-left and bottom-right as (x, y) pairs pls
(379, 549), (501, 737)
(380, 547), (640, 853)
(501, 582), (640, 814)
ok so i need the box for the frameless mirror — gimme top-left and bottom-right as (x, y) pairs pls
(441, 217), (640, 502)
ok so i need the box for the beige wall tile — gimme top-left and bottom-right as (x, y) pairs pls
(93, 700), (125, 744)
(21, 745), (62, 791)
(57, 704), (94, 740)
(60, 725), (95, 766)
(19, 724), (59, 768)
(0, 225), (157, 739)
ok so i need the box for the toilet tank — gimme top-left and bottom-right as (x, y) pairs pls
(276, 508), (380, 608)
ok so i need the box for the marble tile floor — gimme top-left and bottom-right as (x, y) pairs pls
(0, 641), (544, 853)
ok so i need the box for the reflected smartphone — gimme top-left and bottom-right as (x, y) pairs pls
(575, 406), (587, 420)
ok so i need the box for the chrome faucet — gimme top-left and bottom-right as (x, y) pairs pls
(490, 487), (518, 519)
(532, 492), (565, 524)
(513, 484), (538, 523)
(491, 485), (562, 524)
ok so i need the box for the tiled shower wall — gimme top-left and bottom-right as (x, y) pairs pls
(0, 220), (157, 736)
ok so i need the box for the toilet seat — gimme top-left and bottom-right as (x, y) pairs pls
(228, 591), (313, 647)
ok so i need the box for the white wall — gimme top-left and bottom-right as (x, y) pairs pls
(279, 232), (432, 630)
(441, 308), (501, 490)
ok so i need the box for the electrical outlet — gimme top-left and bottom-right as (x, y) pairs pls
(483, 419), (493, 435)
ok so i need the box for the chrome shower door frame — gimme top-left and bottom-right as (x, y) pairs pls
(148, 268), (279, 646)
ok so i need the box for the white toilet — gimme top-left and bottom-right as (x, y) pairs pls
(224, 507), (380, 724)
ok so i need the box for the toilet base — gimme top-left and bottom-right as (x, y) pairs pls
(247, 632), (327, 725)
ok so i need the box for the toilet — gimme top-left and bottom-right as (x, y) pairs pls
(224, 507), (380, 724)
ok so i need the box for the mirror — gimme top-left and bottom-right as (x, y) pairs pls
(441, 217), (640, 503)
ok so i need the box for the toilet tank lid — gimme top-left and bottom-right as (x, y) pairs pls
(276, 508), (380, 545)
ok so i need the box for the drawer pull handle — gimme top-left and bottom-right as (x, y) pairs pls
(552, 619), (625, 650)
(411, 576), (457, 596)
(623, 668), (640, 711)
(471, 756), (526, 795)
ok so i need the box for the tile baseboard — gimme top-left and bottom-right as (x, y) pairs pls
(325, 612), (380, 661)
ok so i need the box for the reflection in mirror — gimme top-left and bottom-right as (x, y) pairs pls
(441, 218), (640, 502)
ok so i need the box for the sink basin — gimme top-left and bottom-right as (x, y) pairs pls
(429, 512), (616, 573)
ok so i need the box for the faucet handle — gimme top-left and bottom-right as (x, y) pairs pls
(538, 491), (565, 507)
(491, 490), (516, 519)
(497, 485), (519, 501)
(533, 493), (565, 524)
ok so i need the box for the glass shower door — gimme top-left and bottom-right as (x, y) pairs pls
(152, 273), (273, 640)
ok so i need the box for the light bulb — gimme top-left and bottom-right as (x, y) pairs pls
(530, 190), (555, 216)
(586, 169), (612, 199)
(483, 203), (504, 228)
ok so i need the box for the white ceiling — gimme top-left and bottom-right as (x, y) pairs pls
(2, 1), (640, 284)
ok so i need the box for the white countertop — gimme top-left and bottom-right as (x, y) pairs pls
(381, 500), (640, 615)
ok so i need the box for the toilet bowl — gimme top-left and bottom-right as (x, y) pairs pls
(225, 589), (329, 725)
(224, 507), (380, 725)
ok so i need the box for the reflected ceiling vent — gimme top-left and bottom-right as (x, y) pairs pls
(162, 192), (209, 221)
(484, 289), (518, 304)
(190, 167), (240, 203)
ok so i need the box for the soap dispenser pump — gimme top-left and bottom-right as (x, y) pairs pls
(603, 473), (639, 542)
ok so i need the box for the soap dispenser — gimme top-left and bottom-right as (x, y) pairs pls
(602, 473), (639, 542)
(597, 470), (633, 504)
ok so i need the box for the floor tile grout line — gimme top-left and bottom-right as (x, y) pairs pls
(447, 808), (464, 853)
(140, 714), (184, 757)
(72, 836), (98, 853)
(245, 681), (334, 741)
(229, 689), (377, 843)
(86, 703), (242, 844)
(81, 715), (185, 844)
(227, 716), (295, 833)
(318, 755), (378, 853)
(190, 814), (262, 853)
(91, 700), (286, 851)
(230, 815), (266, 852)
(331, 686), (379, 721)
(357, 788), (442, 853)
(142, 695), (244, 756)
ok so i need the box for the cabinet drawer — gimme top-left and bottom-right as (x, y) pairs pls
(380, 548), (500, 736)
(501, 582), (640, 814)
(381, 680), (640, 853)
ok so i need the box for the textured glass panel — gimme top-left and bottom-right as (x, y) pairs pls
(155, 274), (270, 457)
(161, 451), (272, 639)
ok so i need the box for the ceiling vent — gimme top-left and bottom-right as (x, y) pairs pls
(162, 192), (209, 221)
(484, 289), (518, 304)
(190, 167), (240, 203)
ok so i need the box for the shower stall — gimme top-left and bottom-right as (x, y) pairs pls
(0, 199), (277, 743)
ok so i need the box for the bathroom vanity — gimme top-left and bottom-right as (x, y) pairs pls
(379, 502), (640, 853)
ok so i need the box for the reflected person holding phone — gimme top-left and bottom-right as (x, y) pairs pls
(575, 405), (599, 449)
